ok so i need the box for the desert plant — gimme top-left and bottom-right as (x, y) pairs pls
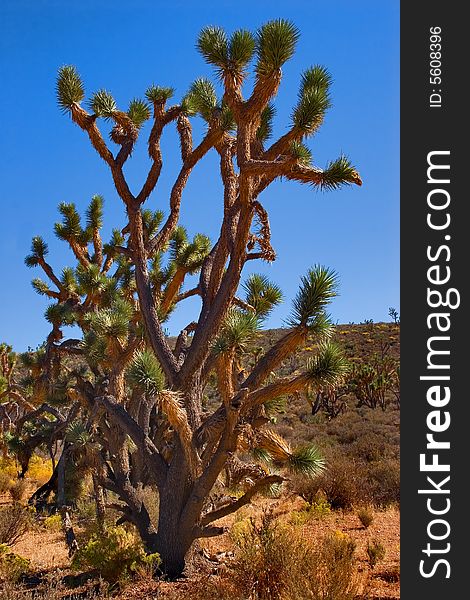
(367, 538), (386, 568)
(357, 506), (374, 528)
(0, 473), (13, 495)
(316, 454), (362, 509)
(8, 480), (28, 504)
(0, 545), (31, 583)
(0, 505), (33, 546)
(43, 514), (62, 531)
(71, 526), (161, 583)
(17, 19), (361, 577)
(290, 498), (331, 525)
(230, 513), (357, 600)
(349, 337), (398, 411)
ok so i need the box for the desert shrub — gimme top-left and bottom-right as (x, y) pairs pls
(298, 531), (357, 600)
(348, 432), (394, 462)
(290, 499), (331, 525)
(8, 480), (27, 503)
(367, 538), (386, 568)
(316, 454), (364, 509)
(229, 511), (358, 600)
(0, 458), (17, 479)
(365, 459), (400, 506)
(288, 473), (321, 505)
(0, 473), (13, 494)
(71, 526), (160, 583)
(357, 507), (374, 528)
(230, 512), (306, 599)
(27, 456), (53, 485)
(0, 544), (31, 582)
(43, 514), (62, 531)
(0, 505), (33, 545)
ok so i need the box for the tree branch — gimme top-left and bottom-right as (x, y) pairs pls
(201, 474), (285, 525)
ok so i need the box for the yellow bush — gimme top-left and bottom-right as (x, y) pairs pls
(43, 514), (62, 531)
(0, 457), (17, 479)
(290, 499), (331, 525)
(0, 544), (31, 582)
(28, 456), (53, 484)
(230, 517), (253, 544)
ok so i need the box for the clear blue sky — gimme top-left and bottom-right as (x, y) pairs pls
(0, 0), (399, 351)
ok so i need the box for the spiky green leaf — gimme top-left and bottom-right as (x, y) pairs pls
(25, 236), (48, 267)
(54, 202), (83, 241)
(229, 29), (256, 71)
(31, 278), (52, 296)
(127, 349), (165, 396)
(197, 26), (229, 69)
(289, 266), (338, 327)
(88, 89), (117, 119)
(213, 309), (260, 355)
(299, 65), (332, 97)
(56, 65), (84, 112)
(242, 273), (283, 319)
(290, 141), (313, 166)
(288, 444), (325, 477)
(128, 98), (151, 128)
(306, 341), (350, 386)
(45, 303), (76, 326)
(255, 19), (300, 76)
(66, 421), (92, 446)
(293, 88), (331, 135)
(145, 85), (175, 104)
(319, 155), (362, 190)
(256, 103), (276, 142)
(61, 267), (78, 293)
(186, 78), (218, 121)
(86, 195), (104, 231)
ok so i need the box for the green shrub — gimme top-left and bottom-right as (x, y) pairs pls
(71, 526), (160, 583)
(290, 499), (331, 525)
(367, 538), (386, 568)
(0, 544), (31, 582)
(43, 514), (62, 531)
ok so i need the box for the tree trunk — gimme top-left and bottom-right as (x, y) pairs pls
(153, 513), (191, 578)
(152, 445), (195, 578)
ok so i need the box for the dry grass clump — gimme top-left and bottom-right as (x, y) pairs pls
(367, 538), (386, 568)
(357, 506), (374, 528)
(8, 480), (28, 504)
(0, 473), (13, 495)
(0, 504), (33, 546)
(216, 509), (359, 600)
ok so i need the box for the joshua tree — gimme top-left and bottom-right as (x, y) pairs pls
(25, 20), (361, 576)
(388, 307), (400, 324)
